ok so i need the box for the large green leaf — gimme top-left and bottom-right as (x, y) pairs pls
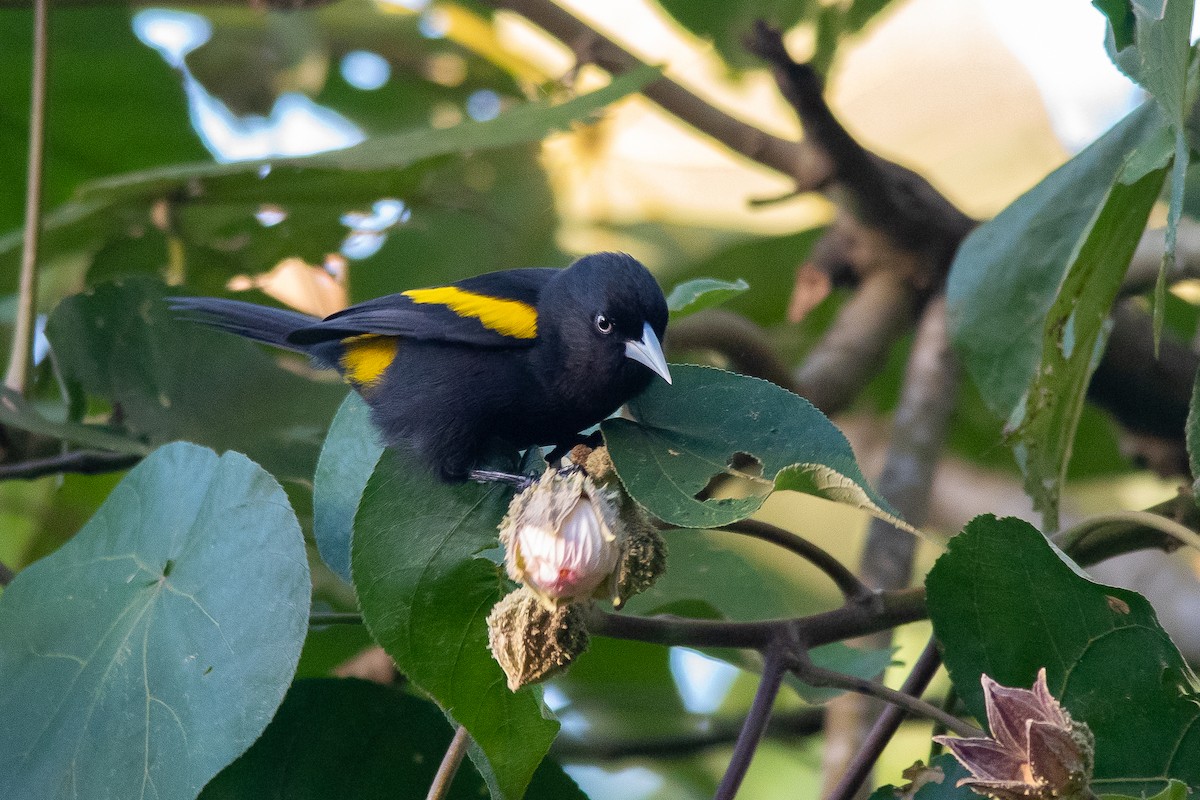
(352, 447), (558, 800)
(0, 442), (310, 800)
(200, 679), (585, 800)
(602, 365), (909, 531)
(947, 101), (1164, 420)
(927, 515), (1200, 796)
(76, 65), (659, 205)
(313, 392), (383, 583)
(45, 277), (345, 482)
(947, 103), (1169, 531)
(1009, 165), (1166, 531)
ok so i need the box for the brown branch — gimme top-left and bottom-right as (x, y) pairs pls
(794, 272), (917, 414)
(0, 559), (15, 587)
(485, 0), (832, 189)
(426, 725), (470, 800)
(5, 0), (48, 395)
(667, 309), (795, 391)
(587, 587), (927, 651)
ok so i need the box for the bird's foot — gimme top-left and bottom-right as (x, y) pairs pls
(468, 469), (536, 491)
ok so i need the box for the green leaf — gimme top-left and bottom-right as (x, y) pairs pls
(0, 389), (152, 456)
(1094, 0), (1195, 346)
(0, 8), (208, 237)
(45, 277), (346, 483)
(77, 65), (660, 206)
(200, 679), (585, 800)
(313, 392), (383, 583)
(1188, 363), (1200, 498)
(352, 447), (558, 800)
(948, 100), (1165, 420)
(666, 277), (750, 319)
(867, 754), (974, 800)
(1097, 0), (1194, 125)
(0, 442), (310, 800)
(927, 514), (1200, 796)
(602, 365), (910, 531)
(1009, 164), (1166, 531)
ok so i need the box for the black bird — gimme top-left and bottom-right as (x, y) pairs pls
(170, 252), (671, 481)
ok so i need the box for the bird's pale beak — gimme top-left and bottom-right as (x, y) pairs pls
(624, 322), (672, 384)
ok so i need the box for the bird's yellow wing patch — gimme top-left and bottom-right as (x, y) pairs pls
(340, 334), (399, 387)
(403, 286), (538, 339)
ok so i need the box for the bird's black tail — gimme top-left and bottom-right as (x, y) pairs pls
(168, 296), (319, 351)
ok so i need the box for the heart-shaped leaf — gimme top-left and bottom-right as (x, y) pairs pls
(927, 515), (1200, 795)
(352, 447), (557, 800)
(0, 442), (310, 800)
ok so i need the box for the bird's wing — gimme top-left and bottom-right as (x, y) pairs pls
(286, 268), (557, 348)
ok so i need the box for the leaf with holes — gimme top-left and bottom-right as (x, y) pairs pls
(927, 514), (1200, 796)
(0, 442), (310, 800)
(352, 447), (557, 800)
(602, 365), (909, 531)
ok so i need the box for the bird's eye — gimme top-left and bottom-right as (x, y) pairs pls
(595, 314), (614, 335)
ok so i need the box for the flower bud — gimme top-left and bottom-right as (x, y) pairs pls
(933, 668), (1094, 800)
(486, 587), (589, 691)
(500, 468), (621, 609)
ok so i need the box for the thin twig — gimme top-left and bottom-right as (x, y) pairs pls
(0, 450), (141, 481)
(719, 519), (872, 600)
(714, 639), (790, 800)
(426, 725), (471, 800)
(552, 708), (825, 760)
(4, 0), (48, 395)
(308, 611), (365, 626)
(793, 656), (977, 739)
(0, 559), (15, 587)
(826, 637), (943, 800)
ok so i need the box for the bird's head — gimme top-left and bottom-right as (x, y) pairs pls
(542, 253), (671, 392)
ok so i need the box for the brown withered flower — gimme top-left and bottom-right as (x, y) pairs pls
(933, 668), (1095, 800)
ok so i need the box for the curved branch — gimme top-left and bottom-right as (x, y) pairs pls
(485, 0), (832, 188)
(587, 587), (927, 650)
(667, 309), (795, 390)
(719, 518), (872, 600)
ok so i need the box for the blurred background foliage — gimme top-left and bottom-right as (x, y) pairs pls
(0, 1), (1194, 798)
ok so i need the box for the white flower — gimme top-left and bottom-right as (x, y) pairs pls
(501, 469), (621, 608)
